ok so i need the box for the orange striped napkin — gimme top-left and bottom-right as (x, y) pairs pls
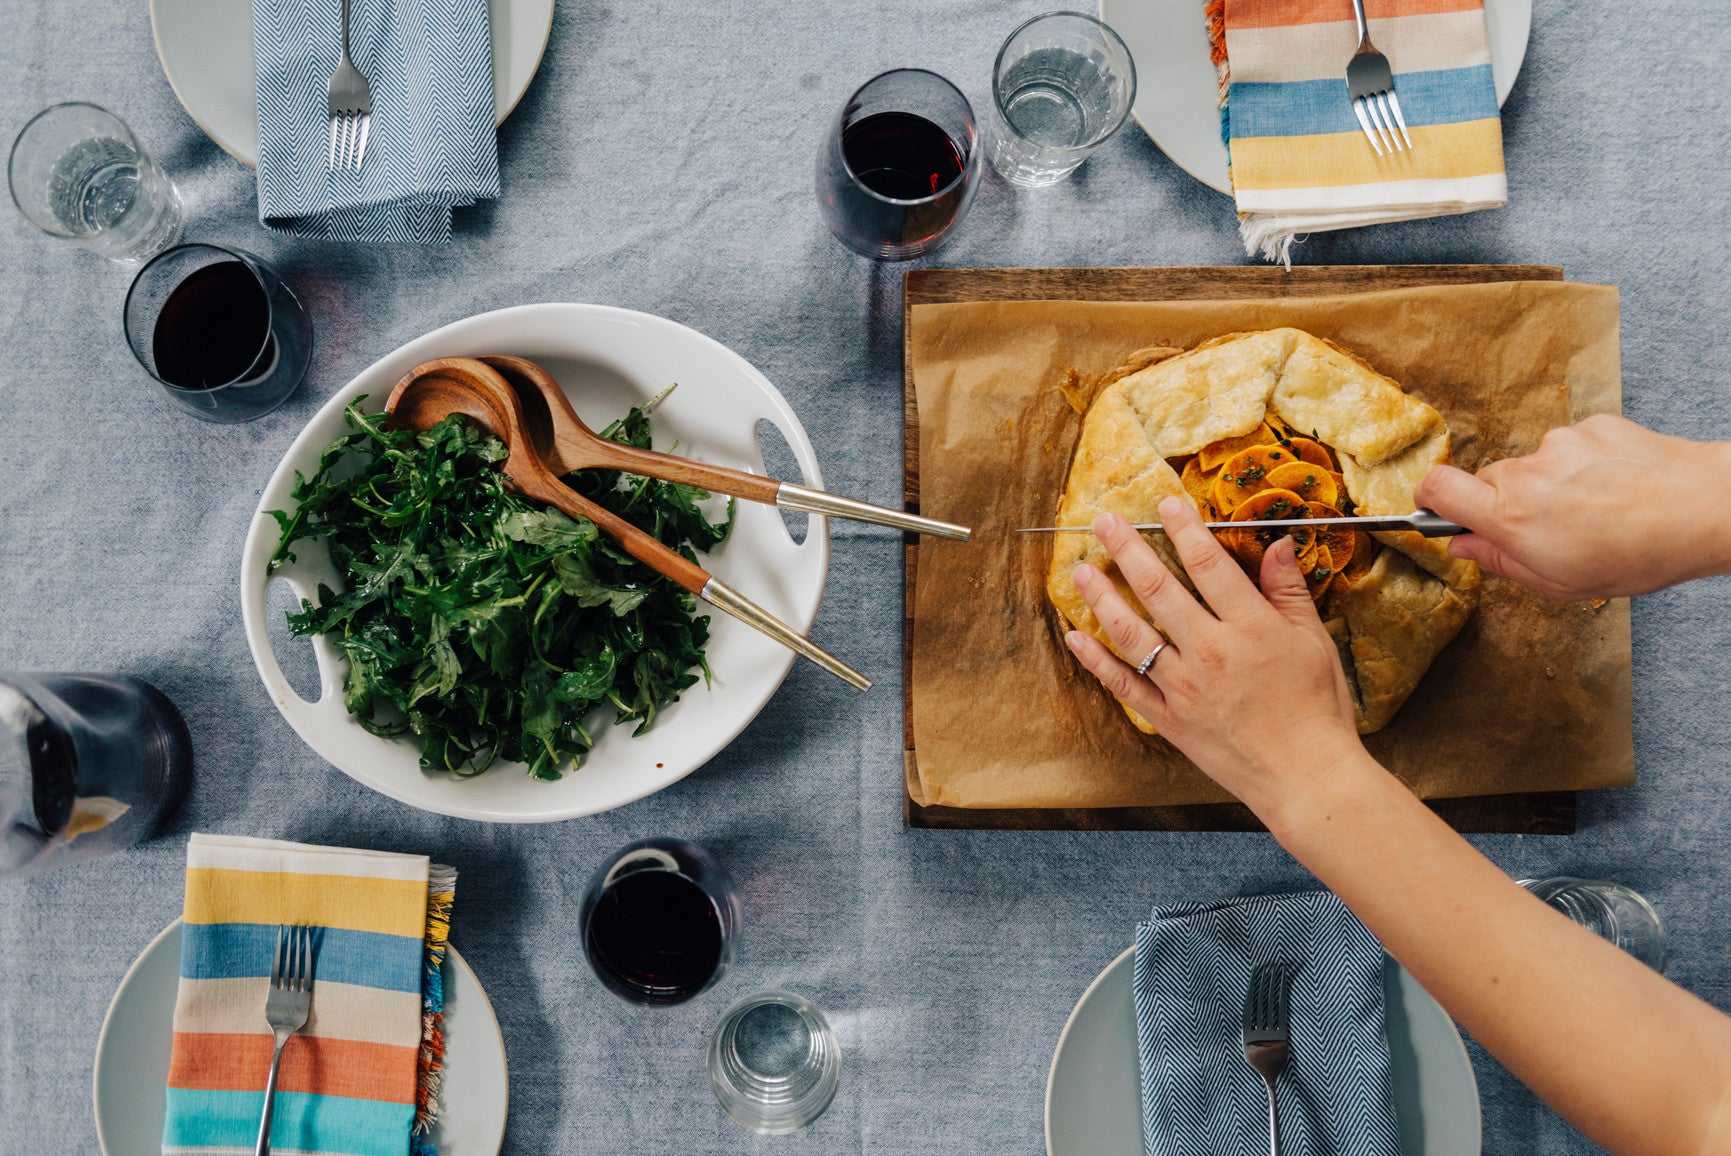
(1208, 0), (1508, 262)
(163, 834), (456, 1156)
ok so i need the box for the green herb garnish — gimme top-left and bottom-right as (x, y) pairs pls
(269, 398), (734, 781)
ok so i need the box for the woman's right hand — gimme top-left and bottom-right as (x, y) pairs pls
(1414, 415), (1731, 600)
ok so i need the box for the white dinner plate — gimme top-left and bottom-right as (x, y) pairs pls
(240, 304), (831, 823)
(1099, 0), (1531, 195)
(94, 921), (508, 1156)
(150, 0), (555, 166)
(1047, 947), (1481, 1155)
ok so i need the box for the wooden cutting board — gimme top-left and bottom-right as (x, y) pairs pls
(901, 265), (1576, 835)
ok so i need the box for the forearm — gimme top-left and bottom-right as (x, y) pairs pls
(1258, 748), (1731, 1156)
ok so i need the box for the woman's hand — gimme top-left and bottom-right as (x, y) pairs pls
(1415, 415), (1731, 600)
(1064, 499), (1362, 816)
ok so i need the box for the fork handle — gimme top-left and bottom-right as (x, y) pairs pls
(1349, 0), (1368, 42)
(255, 1029), (289, 1156)
(1261, 1073), (1282, 1156)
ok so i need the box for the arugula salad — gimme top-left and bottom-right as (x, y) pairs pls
(269, 398), (734, 781)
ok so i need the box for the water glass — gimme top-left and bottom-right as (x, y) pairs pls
(708, 990), (841, 1134)
(1519, 877), (1667, 972)
(1, 673), (192, 877)
(8, 102), (183, 262)
(124, 243), (313, 423)
(985, 12), (1137, 188)
(816, 69), (982, 261)
(579, 838), (739, 1006)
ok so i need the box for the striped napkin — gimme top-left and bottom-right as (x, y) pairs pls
(1207, 0), (1507, 263)
(164, 834), (457, 1156)
(1134, 891), (1400, 1156)
(253, 0), (500, 242)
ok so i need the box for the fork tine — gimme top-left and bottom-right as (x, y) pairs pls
(1384, 90), (1413, 149)
(339, 116), (354, 171)
(1352, 99), (1385, 156)
(327, 118), (339, 169)
(295, 926), (310, 992)
(354, 114), (371, 170)
(270, 925), (285, 986)
(1374, 93), (1405, 151)
(1366, 96), (1397, 153)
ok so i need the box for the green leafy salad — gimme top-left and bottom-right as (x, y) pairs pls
(269, 397), (734, 781)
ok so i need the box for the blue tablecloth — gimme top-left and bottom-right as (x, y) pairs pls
(4, 2), (1730, 1152)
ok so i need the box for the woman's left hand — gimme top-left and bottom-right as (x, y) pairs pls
(1065, 498), (1362, 816)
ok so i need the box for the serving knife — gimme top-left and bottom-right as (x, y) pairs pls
(1016, 509), (1466, 537)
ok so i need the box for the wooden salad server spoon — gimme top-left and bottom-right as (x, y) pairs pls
(474, 354), (970, 541)
(385, 357), (871, 692)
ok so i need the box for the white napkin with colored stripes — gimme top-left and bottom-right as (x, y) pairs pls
(1207, 0), (1508, 263)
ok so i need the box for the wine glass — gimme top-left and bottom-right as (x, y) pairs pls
(816, 69), (982, 261)
(579, 838), (740, 1006)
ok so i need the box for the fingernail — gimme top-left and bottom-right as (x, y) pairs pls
(1071, 564), (1096, 586)
(1274, 536), (1297, 564)
(1158, 497), (1184, 519)
(1092, 512), (1122, 536)
(1064, 631), (1085, 654)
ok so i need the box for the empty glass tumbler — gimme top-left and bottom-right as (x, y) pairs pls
(0, 673), (192, 877)
(1519, 877), (1667, 972)
(985, 12), (1137, 187)
(708, 990), (841, 1134)
(8, 102), (183, 262)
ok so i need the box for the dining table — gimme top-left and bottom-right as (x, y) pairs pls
(3, 0), (1730, 1152)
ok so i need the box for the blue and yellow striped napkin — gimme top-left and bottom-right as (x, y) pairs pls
(1207, 0), (1508, 262)
(164, 834), (456, 1156)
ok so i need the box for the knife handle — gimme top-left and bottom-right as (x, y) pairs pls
(1408, 509), (1468, 537)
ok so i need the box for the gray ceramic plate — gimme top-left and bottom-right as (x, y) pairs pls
(93, 920), (509, 1155)
(150, 0), (555, 166)
(1046, 947), (1481, 1155)
(1098, 0), (1531, 195)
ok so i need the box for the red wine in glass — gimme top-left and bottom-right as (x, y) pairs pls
(818, 69), (981, 260)
(580, 839), (738, 1006)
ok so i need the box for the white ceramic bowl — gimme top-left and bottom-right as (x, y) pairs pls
(240, 304), (830, 822)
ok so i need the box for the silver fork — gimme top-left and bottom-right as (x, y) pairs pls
(255, 925), (315, 1156)
(326, 0), (373, 171)
(1241, 962), (1294, 1156)
(1346, 0), (1412, 156)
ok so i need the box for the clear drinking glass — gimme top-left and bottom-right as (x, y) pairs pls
(985, 12), (1137, 188)
(123, 243), (313, 423)
(579, 838), (740, 1006)
(816, 69), (982, 261)
(8, 102), (183, 262)
(708, 990), (841, 1134)
(0, 673), (192, 877)
(1519, 877), (1667, 971)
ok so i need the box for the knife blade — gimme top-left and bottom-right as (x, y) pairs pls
(1015, 509), (1466, 537)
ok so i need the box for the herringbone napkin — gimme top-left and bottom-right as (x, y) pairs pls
(1133, 891), (1401, 1156)
(253, 0), (500, 243)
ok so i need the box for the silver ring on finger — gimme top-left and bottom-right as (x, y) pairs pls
(1135, 641), (1169, 678)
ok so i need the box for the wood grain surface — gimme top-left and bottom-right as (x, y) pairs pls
(901, 264), (1577, 835)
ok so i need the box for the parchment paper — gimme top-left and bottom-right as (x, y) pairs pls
(906, 281), (1632, 809)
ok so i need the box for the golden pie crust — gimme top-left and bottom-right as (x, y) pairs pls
(1046, 328), (1480, 734)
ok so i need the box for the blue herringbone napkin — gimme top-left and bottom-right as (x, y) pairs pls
(1134, 891), (1401, 1156)
(253, 0), (500, 243)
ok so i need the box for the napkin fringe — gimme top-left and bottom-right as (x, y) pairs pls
(412, 863), (459, 1155)
(1240, 215), (1300, 267)
(1205, 0), (1231, 144)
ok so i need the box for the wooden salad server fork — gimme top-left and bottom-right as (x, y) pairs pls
(474, 354), (970, 541)
(386, 358), (871, 691)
